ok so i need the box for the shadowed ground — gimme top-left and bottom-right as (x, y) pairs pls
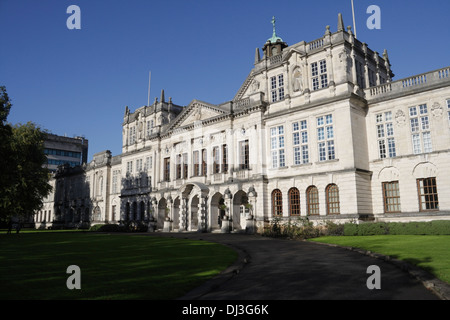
(151, 232), (441, 300)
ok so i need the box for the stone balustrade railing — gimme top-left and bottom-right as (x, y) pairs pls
(365, 67), (450, 100)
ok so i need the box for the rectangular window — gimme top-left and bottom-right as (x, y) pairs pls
(311, 60), (328, 91)
(369, 69), (377, 87)
(112, 170), (120, 194)
(129, 126), (136, 145)
(317, 115), (335, 161)
(222, 144), (228, 173)
(136, 159), (143, 172)
(183, 153), (188, 179)
(213, 146), (220, 174)
(270, 126), (285, 168)
(201, 149), (207, 176)
(356, 61), (366, 89)
(417, 177), (439, 211)
(270, 74), (285, 102)
(292, 120), (309, 165)
(147, 156), (153, 170)
(409, 105), (432, 154)
(176, 154), (182, 180)
(382, 181), (401, 213)
(146, 120), (154, 137)
(126, 161), (133, 174)
(193, 151), (200, 176)
(239, 140), (249, 170)
(163, 158), (170, 181)
(376, 111), (396, 159)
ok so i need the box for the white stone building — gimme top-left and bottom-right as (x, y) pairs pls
(36, 14), (450, 231)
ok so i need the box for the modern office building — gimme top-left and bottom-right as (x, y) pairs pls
(43, 133), (88, 173)
(36, 14), (450, 231)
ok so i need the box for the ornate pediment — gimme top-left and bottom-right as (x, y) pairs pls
(168, 100), (228, 131)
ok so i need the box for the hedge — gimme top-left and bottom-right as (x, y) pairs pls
(343, 220), (450, 236)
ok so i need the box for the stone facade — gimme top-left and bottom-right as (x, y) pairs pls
(36, 14), (450, 231)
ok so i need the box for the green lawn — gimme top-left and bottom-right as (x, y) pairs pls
(0, 232), (237, 300)
(309, 235), (450, 284)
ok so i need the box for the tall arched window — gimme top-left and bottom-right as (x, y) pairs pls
(326, 184), (340, 215)
(272, 189), (283, 216)
(306, 186), (319, 215)
(288, 188), (300, 216)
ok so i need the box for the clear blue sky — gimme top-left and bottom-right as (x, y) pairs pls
(1, 0), (449, 161)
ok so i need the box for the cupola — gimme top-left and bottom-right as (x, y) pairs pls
(262, 16), (288, 58)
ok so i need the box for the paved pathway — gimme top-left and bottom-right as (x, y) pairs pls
(147, 232), (442, 300)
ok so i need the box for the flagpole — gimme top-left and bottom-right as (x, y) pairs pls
(351, 0), (357, 38)
(147, 71), (152, 106)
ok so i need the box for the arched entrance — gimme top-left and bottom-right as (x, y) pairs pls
(233, 190), (248, 231)
(157, 198), (167, 229)
(173, 197), (181, 231)
(190, 195), (199, 231)
(210, 192), (225, 231)
(177, 182), (210, 232)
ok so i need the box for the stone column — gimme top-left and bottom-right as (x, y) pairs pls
(246, 190), (257, 234)
(163, 196), (173, 232)
(147, 198), (157, 232)
(221, 190), (232, 233)
(179, 197), (188, 232)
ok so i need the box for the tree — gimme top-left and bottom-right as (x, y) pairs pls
(0, 86), (14, 223)
(0, 86), (52, 229)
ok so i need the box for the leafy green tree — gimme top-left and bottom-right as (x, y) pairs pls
(0, 86), (52, 229)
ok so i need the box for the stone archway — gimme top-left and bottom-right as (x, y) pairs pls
(177, 182), (209, 232)
(190, 195), (199, 231)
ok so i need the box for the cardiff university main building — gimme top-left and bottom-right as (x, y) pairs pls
(36, 14), (450, 232)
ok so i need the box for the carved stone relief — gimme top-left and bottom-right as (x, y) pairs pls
(431, 102), (443, 117)
(395, 110), (406, 126)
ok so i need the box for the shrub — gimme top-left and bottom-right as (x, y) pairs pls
(343, 223), (359, 236)
(323, 221), (345, 236)
(88, 224), (104, 232)
(357, 222), (389, 236)
(342, 220), (450, 236)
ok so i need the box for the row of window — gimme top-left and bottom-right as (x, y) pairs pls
(382, 177), (439, 213)
(127, 120), (156, 145)
(125, 113), (336, 181)
(271, 177), (440, 217)
(376, 102), (450, 159)
(164, 141), (249, 181)
(270, 114), (335, 168)
(271, 57), (391, 103)
(271, 184), (340, 216)
(44, 148), (82, 159)
(47, 159), (80, 167)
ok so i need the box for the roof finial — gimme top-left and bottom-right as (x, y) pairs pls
(271, 16), (276, 37)
(267, 16), (284, 44)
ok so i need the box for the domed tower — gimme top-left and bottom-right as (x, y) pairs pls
(262, 16), (288, 58)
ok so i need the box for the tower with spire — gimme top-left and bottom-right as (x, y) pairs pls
(262, 16), (288, 58)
